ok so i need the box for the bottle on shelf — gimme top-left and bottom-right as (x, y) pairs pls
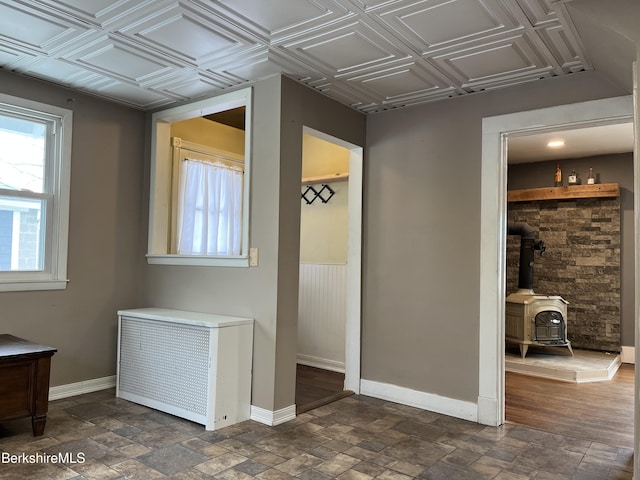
(587, 167), (595, 185)
(554, 163), (562, 186)
(568, 169), (578, 185)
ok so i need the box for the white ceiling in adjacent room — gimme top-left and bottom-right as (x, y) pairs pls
(508, 122), (635, 164)
(0, 0), (593, 112)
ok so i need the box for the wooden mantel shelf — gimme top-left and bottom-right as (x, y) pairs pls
(508, 183), (620, 203)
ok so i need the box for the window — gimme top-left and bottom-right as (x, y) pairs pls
(0, 93), (72, 291)
(147, 88), (251, 267)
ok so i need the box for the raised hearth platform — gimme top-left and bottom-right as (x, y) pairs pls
(505, 347), (621, 383)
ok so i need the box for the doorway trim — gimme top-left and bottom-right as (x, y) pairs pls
(302, 126), (363, 394)
(478, 95), (634, 426)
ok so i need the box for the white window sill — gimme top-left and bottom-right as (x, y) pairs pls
(0, 279), (69, 292)
(146, 254), (250, 267)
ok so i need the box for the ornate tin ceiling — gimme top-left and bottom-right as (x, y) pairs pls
(0, 0), (590, 112)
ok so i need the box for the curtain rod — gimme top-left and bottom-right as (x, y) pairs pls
(178, 145), (244, 165)
(182, 157), (243, 172)
(172, 137), (244, 165)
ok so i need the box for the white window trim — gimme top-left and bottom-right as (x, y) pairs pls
(0, 93), (72, 292)
(147, 87), (251, 267)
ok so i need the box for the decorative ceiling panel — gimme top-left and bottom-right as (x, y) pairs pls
(16, 57), (96, 86)
(0, 0), (592, 113)
(516, 0), (556, 27)
(118, 3), (257, 66)
(215, 49), (324, 84)
(360, 66), (440, 97)
(33, 0), (165, 27)
(431, 33), (556, 90)
(153, 71), (225, 101)
(0, 0), (89, 53)
(68, 36), (179, 85)
(281, 18), (410, 77)
(345, 60), (457, 105)
(371, 0), (520, 55)
(313, 80), (376, 110)
(206, 0), (353, 41)
(536, 24), (583, 73)
(349, 0), (401, 13)
(543, 1), (591, 73)
(94, 80), (175, 109)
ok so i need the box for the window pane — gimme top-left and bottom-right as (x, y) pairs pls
(0, 196), (45, 271)
(0, 114), (47, 193)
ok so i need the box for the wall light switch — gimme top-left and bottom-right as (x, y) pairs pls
(249, 247), (259, 266)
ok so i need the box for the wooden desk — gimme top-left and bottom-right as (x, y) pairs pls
(0, 335), (56, 436)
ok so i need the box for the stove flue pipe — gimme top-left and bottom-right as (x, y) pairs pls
(508, 221), (544, 293)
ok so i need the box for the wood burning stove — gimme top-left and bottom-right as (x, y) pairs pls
(505, 292), (571, 358)
(506, 222), (572, 358)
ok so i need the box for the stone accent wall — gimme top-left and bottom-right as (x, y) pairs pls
(507, 198), (621, 352)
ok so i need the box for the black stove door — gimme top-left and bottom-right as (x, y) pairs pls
(534, 310), (566, 344)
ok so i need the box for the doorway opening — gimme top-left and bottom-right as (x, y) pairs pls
(478, 95), (634, 430)
(503, 122), (635, 449)
(295, 127), (363, 413)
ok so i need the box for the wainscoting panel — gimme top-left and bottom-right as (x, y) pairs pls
(298, 263), (346, 372)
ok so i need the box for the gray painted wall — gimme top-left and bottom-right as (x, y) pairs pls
(364, 71), (627, 404)
(140, 76), (366, 412)
(278, 76), (366, 406)
(507, 153), (634, 347)
(0, 70), (145, 387)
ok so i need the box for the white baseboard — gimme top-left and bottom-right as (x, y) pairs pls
(621, 346), (635, 364)
(296, 354), (345, 373)
(49, 375), (116, 401)
(360, 379), (477, 423)
(250, 404), (296, 426)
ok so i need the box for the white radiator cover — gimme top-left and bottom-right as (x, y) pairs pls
(116, 308), (253, 431)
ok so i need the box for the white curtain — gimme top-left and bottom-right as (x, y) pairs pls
(176, 159), (243, 255)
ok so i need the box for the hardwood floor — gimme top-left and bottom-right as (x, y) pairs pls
(295, 364), (351, 414)
(505, 363), (634, 449)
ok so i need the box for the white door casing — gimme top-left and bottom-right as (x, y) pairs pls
(478, 96), (634, 426)
(302, 126), (363, 394)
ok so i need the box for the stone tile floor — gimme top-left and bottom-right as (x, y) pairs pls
(0, 389), (632, 479)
